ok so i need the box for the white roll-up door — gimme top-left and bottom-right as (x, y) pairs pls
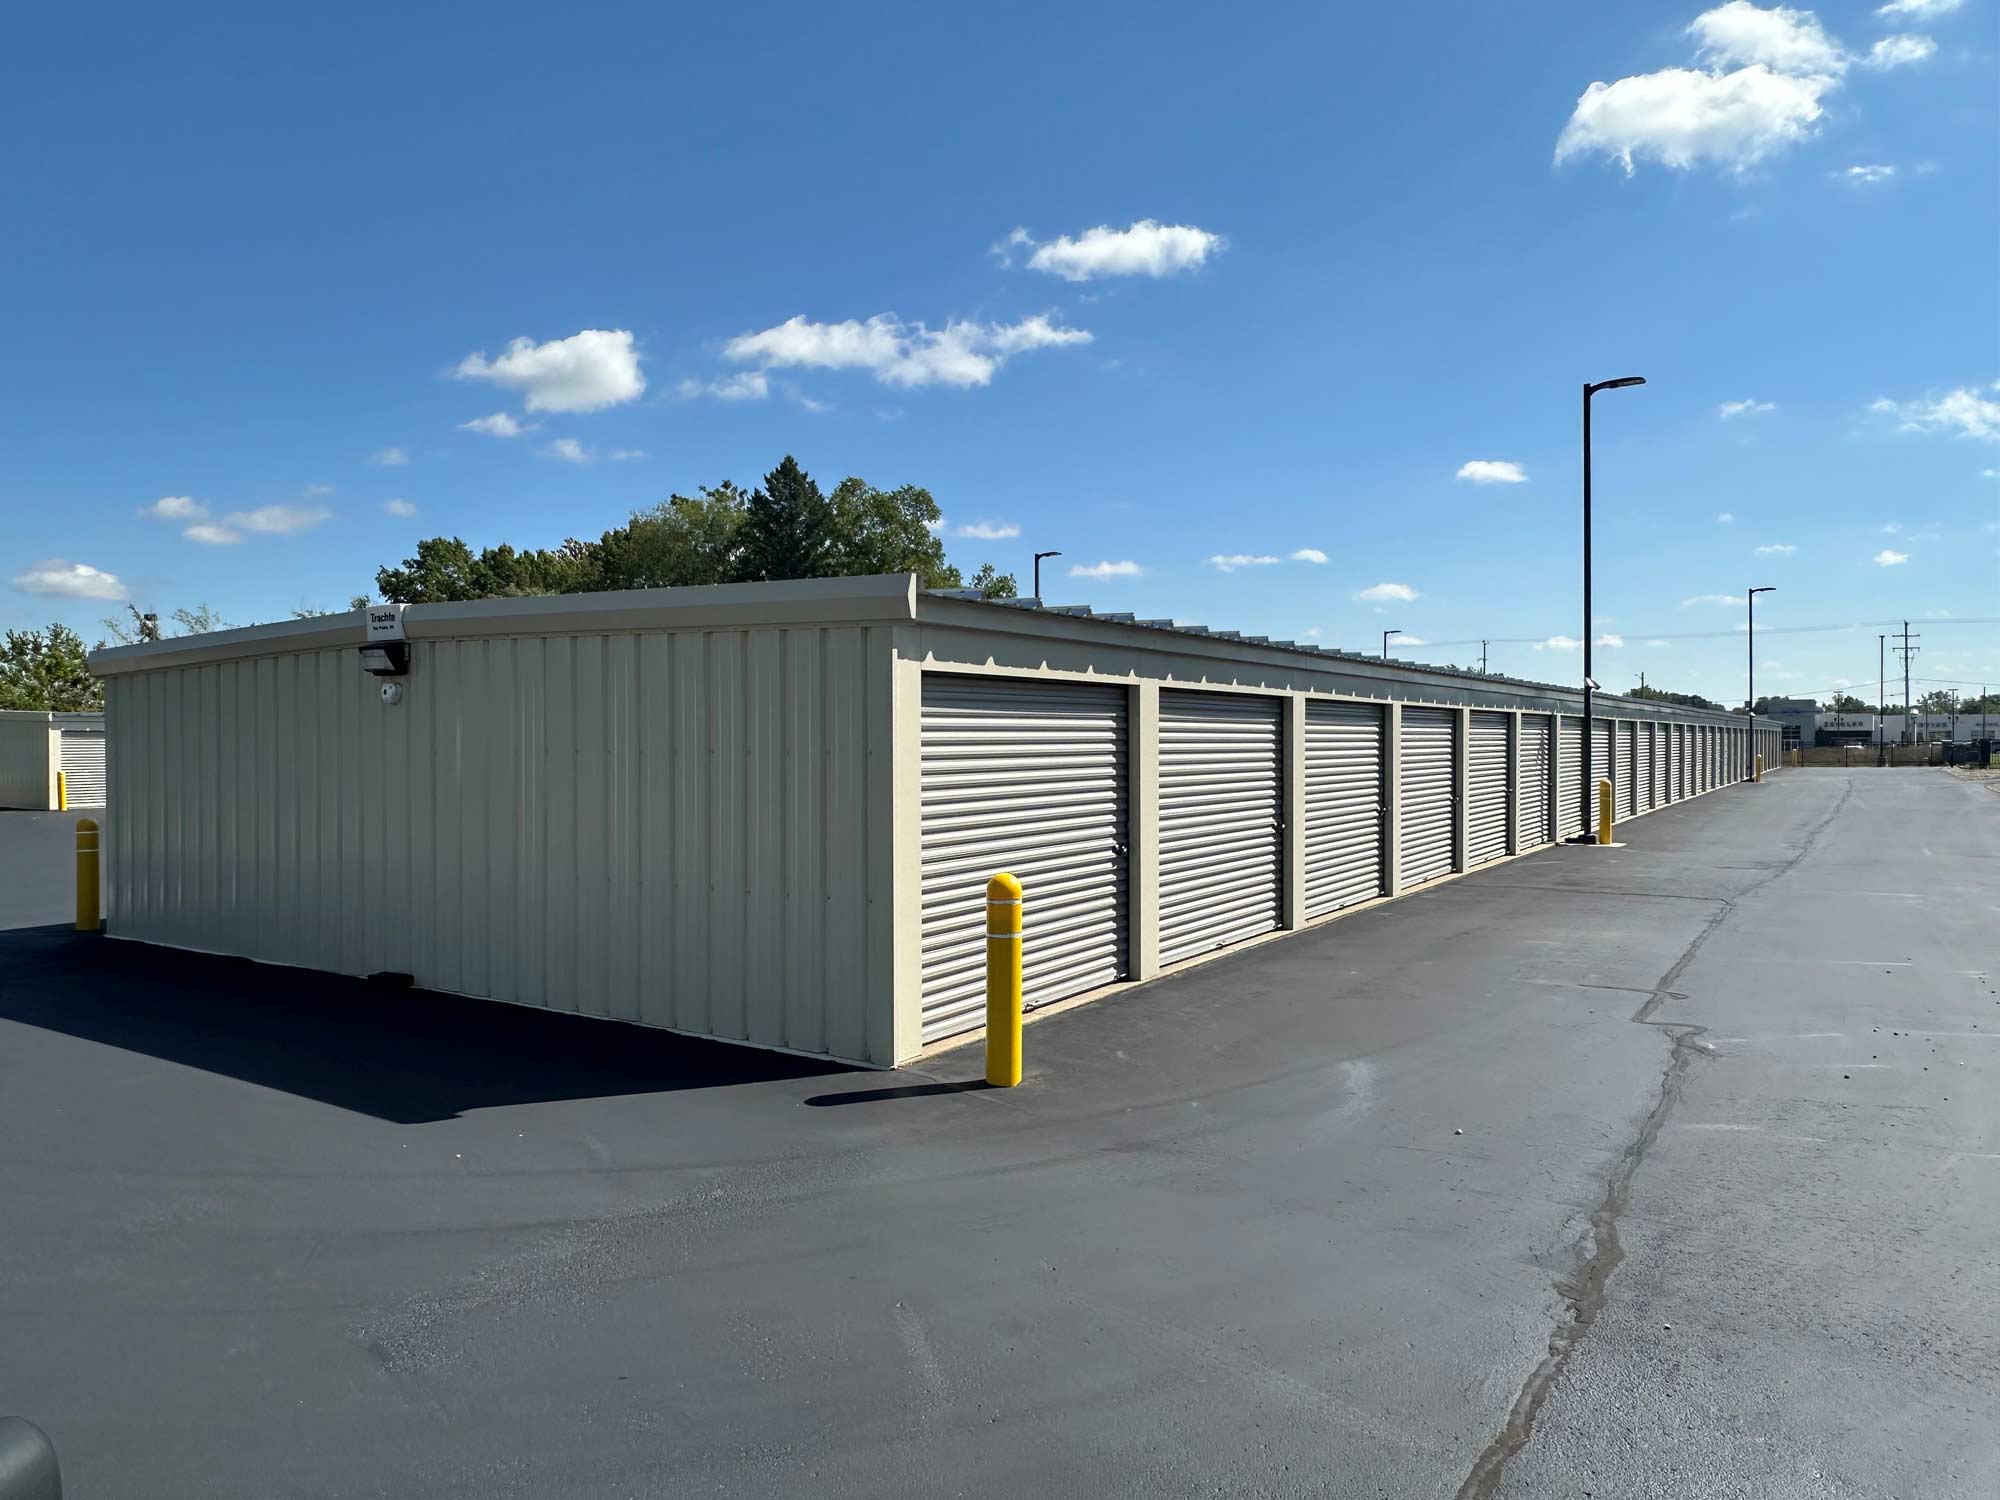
(1557, 716), (1585, 840)
(1519, 714), (1554, 850)
(919, 675), (1129, 1045)
(1159, 691), (1283, 965)
(1635, 722), (1652, 813)
(1676, 724), (1689, 799)
(1615, 722), (1636, 819)
(1302, 700), (1384, 919)
(1592, 719), (1615, 817)
(1651, 723), (1667, 809)
(1466, 711), (1510, 867)
(58, 728), (107, 807)
(1701, 727), (1713, 791)
(1399, 707), (1457, 887)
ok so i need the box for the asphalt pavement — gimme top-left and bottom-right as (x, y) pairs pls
(0, 771), (1993, 1498)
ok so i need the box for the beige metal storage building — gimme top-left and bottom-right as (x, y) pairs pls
(0, 709), (107, 810)
(93, 575), (1783, 1067)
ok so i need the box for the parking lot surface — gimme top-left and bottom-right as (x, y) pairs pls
(1, 771), (1994, 1497)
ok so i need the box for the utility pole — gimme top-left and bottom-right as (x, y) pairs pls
(1479, 640), (1489, 674)
(1893, 622), (1920, 744)
(1878, 634), (1886, 763)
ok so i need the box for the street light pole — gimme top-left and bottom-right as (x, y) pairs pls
(1578, 375), (1646, 841)
(1747, 586), (1775, 778)
(1032, 550), (1062, 602)
(1382, 628), (1403, 660)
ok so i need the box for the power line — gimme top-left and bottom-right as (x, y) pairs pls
(1386, 616), (2000, 652)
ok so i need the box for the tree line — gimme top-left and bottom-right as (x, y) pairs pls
(373, 455), (1019, 604)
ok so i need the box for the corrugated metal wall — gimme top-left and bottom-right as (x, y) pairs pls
(1466, 711), (1510, 867)
(1399, 707), (1457, 886)
(1557, 716), (1585, 840)
(1158, 691), (1284, 964)
(105, 627), (893, 1063)
(1301, 701), (1385, 918)
(0, 713), (57, 809)
(1519, 714), (1554, 850)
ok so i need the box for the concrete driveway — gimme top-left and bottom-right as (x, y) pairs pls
(0, 772), (1993, 1497)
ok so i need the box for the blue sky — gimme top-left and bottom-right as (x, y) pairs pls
(6, 0), (1996, 705)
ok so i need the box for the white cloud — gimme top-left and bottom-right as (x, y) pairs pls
(1719, 398), (1777, 418)
(1869, 381), (2000, 440)
(676, 371), (770, 402)
(304, 483), (335, 497)
(1534, 635), (1583, 652)
(229, 503), (331, 535)
(540, 438), (593, 464)
(608, 448), (648, 462)
(1069, 560), (1142, 579)
(1717, 511), (1736, 523)
(459, 412), (539, 437)
(384, 499), (418, 517)
(1835, 163), (1897, 184)
(1556, 64), (1831, 174)
(1862, 34), (1936, 67)
(1683, 592), (1744, 606)
(1290, 548), (1329, 564)
(1875, 0), (1959, 17)
(1301, 627), (1322, 639)
(1873, 548), (1909, 565)
(794, 394), (833, 414)
(1753, 542), (1797, 554)
(183, 523), (242, 545)
(1690, 3), (1845, 77)
(720, 312), (1090, 390)
(1597, 632), (1626, 648)
(453, 329), (645, 413)
(1207, 554), (1282, 572)
(371, 447), (409, 467)
(11, 558), (127, 600)
(1981, 469), (1999, 479)
(141, 495), (207, 520)
(1456, 460), (1527, 484)
(1354, 581), (1418, 603)
(1009, 220), (1226, 282)
(1386, 635), (1427, 649)
(1880, 522), (1902, 532)
(954, 520), (1021, 540)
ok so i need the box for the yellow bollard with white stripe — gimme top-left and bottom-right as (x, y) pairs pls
(75, 817), (100, 932)
(1597, 778), (1614, 846)
(56, 770), (68, 812)
(985, 871), (1023, 1088)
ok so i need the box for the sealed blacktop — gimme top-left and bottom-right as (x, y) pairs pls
(1, 770), (1995, 1497)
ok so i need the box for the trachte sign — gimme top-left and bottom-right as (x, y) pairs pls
(365, 604), (407, 642)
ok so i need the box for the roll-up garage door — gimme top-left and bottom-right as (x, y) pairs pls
(1651, 723), (1667, 809)
(1669, 724), (1682, 800)
(1592, 720), (1616, 817)
(1302, 700), (1384, 919)
(58, 728), (107, 807)
(1466, 712), (1510, 867)
(919, 675), (1129, 1044)
(1519, 714), (1554, 850)
(1701, 727), (1713, 791)
(1159, 691), (1283, 965)
(1615, 722), (1636, 819)
(1557, 716), (1585, 840)
(1635, 723), (1652, 813)
(1399, 707), (1457, 887)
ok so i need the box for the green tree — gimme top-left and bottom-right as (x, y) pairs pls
(969, 561), (1019, 599)
(596, 484), (750, 589)
(375, 537), (597, 603)
(1916, 688), (1957, 715)
(99, 602), (232, 644)
(1823, 692), (1870, 713)
(824, 478), (958, 585)
(0, 624), (104, 711)
(734, 455), (833, 582)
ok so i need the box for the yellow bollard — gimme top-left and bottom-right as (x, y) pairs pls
(75, 817), (100, 933)
(56, 770), (68, 812)
(985, 871), (1023, 1088)
(1596, 778), (1614, 846)
(1754, 753), (1763, 783)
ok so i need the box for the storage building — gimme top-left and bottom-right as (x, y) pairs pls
(0, 709), (108, 810)
(92, 575), (1783, 1067)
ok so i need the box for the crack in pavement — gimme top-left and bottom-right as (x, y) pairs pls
(1456, 776), (1856, 1498)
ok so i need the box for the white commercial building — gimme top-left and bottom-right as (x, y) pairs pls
(92, 576), (1783, 1067)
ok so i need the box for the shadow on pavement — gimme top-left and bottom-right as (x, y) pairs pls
(802, 1079), (995, 1107)
(0, 925), (856, 1124)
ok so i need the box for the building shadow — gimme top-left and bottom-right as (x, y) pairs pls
(0, 926), (856, 1125)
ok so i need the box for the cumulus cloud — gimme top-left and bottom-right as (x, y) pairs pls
(1717, 511), (1736, 523)
(1874, 548), (1909, 565)
(371, 447), (410, 467)
(1290, 548), (1328, 564)
(1683, 592), (1744, 606)
(1534, 633), (1624, 651)
(1069, 560), (1142, 579)
(1555, 3), (1930, 176)
(459, 412), (539, 437)
(1875, 0), (1960, 17)
(11, 559), (128, 600)
(1456, 460), (1527, 484)
(453, 329), (646, 413)
(1003, 220), (1226, 281)
(1207, 554), (1281, 572)
(1869, 380), (2000, 440)
(141, 495), (207, 520)
(384, 499), (418, 517)
(540, 438), (593, 464)
(1354, 582), (1418, 603)
(1834, 163), (1897, 184)
(183, 523), (241, 545)
(1754, 542), (1797, 554)
(721, 313), (1090, 390)
(230, 504), (331, 535)
(676, 371), (770, 402)
(954, 520), (1021, 541)
(1720, 398), (1777, 418)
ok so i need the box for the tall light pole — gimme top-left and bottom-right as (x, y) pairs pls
(1382, 628), (1404, 660)
(1579, 375), (1646, 841)
(1032, 550), (1062, 602)
(1879, 634), (1886, 763)
(1747, 586), (1775, 778)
